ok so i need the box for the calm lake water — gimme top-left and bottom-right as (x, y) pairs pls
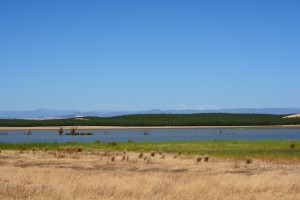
(0, 128), (300, 143)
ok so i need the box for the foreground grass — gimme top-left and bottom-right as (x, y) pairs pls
(1, 148), (300, 200)
(1, 140), (300, 159)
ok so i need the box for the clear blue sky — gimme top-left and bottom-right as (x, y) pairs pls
(1, 0), (299, 111)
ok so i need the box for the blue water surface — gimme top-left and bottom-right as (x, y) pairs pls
(0, 128), (299, 143)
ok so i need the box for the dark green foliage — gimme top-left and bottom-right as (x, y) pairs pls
(290, 143), (296, 150)
(108, 141), (117, 146)
(0, 113), (300, 127)
(66, 132), (93, 136)
(94, 140), (101, 144)
(69, 127), (77, 135)
(58, 127), (64, 135)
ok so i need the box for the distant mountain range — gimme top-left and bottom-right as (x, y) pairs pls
(0, 108), (300, 119)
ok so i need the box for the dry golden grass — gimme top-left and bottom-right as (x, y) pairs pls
(1, 150), (300, 200)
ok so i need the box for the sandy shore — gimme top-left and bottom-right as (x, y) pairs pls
(283, 113), (300, 118)
(1, 125), (300, 130)
(1, 150), (299, 200)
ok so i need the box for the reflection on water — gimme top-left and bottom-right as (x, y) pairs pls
(0, 128), (299, 143)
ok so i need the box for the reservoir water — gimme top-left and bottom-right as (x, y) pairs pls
(0, 128), (300, 143)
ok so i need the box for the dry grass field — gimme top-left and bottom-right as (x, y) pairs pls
(1, 149), (300, 200)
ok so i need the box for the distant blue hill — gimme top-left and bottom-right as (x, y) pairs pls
(0, 108), (300, 119)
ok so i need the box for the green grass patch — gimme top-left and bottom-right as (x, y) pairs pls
(1, 140), (300, 159)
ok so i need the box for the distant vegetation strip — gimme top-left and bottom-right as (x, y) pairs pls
(0, 140), (299, 159)
(0, 113), (300, 127)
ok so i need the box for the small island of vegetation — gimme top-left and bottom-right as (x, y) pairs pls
(58, 127), (93, 136)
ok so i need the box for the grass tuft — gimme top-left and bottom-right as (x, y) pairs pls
(246, 158), (253, 164)
(290, 143), (296, 150)
(111, 156), (115, 162)
(159, 150), (163, 155)
(94, 140), (100, 144)
(108, 141), (117, 146)
(138, 151), (144, 159)
(196, 156), (202, 163)
(204, 155), (209, 162)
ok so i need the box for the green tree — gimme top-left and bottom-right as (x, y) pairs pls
(70, 127), (77, 135)
(58, 127), (64, 135)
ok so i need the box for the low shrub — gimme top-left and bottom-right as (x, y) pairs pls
(108, 141), (117, 146)
(245, 158), (252, 164)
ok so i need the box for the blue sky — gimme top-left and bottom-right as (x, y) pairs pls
(1, 0), (299, 111)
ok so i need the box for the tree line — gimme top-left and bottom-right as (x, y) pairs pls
(1, 113), (300, 127)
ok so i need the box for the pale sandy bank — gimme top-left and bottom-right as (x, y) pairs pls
(283, 113), (300, 118)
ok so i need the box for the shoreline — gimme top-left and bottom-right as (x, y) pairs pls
(1, 124), (300, 130)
